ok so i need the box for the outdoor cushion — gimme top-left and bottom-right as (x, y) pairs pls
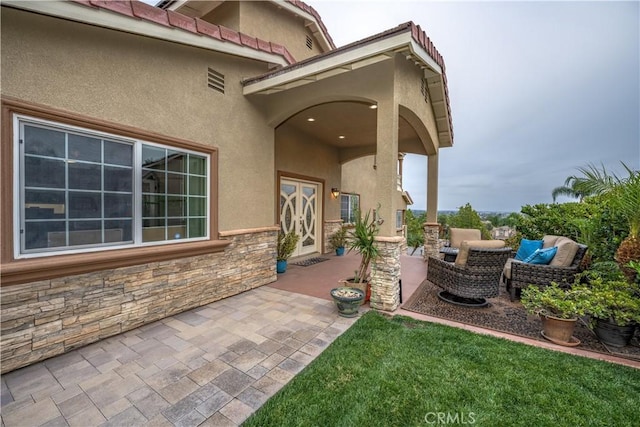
(549, 237), (580, 267)
(503, 258), (518, 280)
(449, 228), (482, 249)
(523, 246), (558, 264)
(542, 235), (562, 248)
(514, 239), (543, 261)
(455, 239), (506, 266)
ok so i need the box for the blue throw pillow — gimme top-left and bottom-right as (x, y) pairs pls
(523, 246), (558, 265)
(514, 239), (543, 261)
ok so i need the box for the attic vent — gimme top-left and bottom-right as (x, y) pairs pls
(420, 78), (429, 104)
(306, 35), (313, 50)
(207, 68), (225, 94)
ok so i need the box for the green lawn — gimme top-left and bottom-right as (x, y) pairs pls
(244, 311), (639, 427)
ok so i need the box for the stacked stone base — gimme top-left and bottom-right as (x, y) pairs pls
(0, 228), (278, 374)
(370, 236), (403, 311)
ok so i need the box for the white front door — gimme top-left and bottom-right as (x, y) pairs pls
(280, 179), (320, 258)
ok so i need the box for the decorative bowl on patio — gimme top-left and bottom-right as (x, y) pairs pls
(330, 287), (365, 318)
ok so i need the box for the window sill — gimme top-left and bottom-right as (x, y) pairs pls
(0, 239), (231, 286)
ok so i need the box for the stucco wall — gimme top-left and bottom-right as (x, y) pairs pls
(239, 1), (325, 61)
(1, 7), (275, 232)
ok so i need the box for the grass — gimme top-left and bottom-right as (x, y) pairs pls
(244, 311), (640, 427)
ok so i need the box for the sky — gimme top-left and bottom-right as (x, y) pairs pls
(308, 0), (640, 212)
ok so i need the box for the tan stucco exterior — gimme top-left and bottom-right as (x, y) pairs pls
(0, 0), (453, 371)
(1, 7), (276, 231)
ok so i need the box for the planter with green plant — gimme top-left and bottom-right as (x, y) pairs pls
(336, 208), (380, 302)
(576, 271), (640, 347)
(277, 230), (299, 274)
(521, 282), (588, 346)
(329, 226), (348, 256)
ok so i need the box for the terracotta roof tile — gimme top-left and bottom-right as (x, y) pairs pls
(195, 18), (222, 40)
(219, 25), (242, 45)
(73, 1), (296, 65)
(89, 0), (133, 17)
(166, 10), (196, 33)
(240, 33), (259, 51)
(285, 0), (336, 49)
(131, 1), (170, 27)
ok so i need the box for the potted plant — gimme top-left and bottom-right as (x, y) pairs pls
(521, 282), (588, 346)
(576, 273), (640, 347)
(277, 230), (299, 274)
(330, 287), (365, 317)
(339, 208), (380, 302)
(329, 226), (348, 256)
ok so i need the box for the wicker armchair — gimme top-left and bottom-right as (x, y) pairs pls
(427, 247), (513, 307)
(505, 243), (588, 302)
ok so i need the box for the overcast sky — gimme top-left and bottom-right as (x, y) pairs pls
(310, 0), (640, 212)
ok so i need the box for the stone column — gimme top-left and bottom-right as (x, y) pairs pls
(370, 236), (403, 311)
(423, 222), (440, 261)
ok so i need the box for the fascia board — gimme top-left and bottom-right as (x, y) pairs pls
(244, 32), (423, 95)
(2, 0), (289, 67)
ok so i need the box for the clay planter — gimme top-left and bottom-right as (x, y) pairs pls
(540, 314), (580, 346)
(330, 287), (365, 318)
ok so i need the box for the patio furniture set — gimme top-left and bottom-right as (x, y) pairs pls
(429, 228), (587, 307)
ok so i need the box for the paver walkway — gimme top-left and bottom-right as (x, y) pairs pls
(1, 287), (358, 426)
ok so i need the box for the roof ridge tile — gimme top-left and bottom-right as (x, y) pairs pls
(166, 9), (197, 33)
(219, 24), (242, 45)
(89, 0), (133, 17)
(131, 1), (170, 27)
(195, 17), (222, 40)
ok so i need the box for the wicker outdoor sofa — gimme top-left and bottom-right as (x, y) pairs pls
(503, 236), (588, 302)
(427, 240), (512, 307)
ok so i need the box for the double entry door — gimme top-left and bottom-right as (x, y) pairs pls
(280, 178), (320, 258)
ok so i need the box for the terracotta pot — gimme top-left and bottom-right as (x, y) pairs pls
(540, 314), (578, 344)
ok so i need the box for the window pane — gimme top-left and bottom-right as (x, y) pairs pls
(143, 195), (165, 217)
(188, 218), (206, 238)
(167, 151), (185, 173)
(142, 146), (166, 170)
(142, 170), (163, 194)
(167, 196), (185, 217)
(25, 157), (65, 188)
(104, 193), (133, 218)
(25, 221), (65, 249)
(69, 162), (101, 190)
(143, 218), (165, 242)
(168, 218), (186, 240)
(189, 176), (205, 196)
(104, 166), (132, 192)
(105, 220), (132, 242)
(167, 173), (186, 195)
(69, 134), (101, 162)
(105, 141), (132, 166)
(189, 154), (206, 175)
(189, 197), (206, 216)
(25, 190), (65, 219)
(69, 192), (101, 218)
(24, 125), (65, 158)
(69, 221), (102, 246)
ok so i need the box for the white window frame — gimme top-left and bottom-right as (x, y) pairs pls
(13, 114), (210, 259)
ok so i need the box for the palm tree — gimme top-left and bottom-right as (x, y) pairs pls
(551, 163), (624, 202)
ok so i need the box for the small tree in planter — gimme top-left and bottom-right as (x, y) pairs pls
(521, 283), (588, 346)
(277, 230), (299, 273)
(337, 208), (380, 300)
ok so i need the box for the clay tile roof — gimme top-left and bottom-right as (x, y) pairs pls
(285, 0), (336, 49)
(69, 0), (297, 65)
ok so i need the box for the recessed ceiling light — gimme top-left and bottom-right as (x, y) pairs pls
(338, 135), (345, 139)
(369, 104), (377, 109)
(307, 117), (315, 122)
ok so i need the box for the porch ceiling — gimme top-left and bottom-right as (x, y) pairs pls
(282, 101), (424, 155)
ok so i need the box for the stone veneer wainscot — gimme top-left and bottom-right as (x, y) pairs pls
(0, 227), (278, 374)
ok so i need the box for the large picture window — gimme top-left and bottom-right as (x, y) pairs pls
(16, 116), (209, 257)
